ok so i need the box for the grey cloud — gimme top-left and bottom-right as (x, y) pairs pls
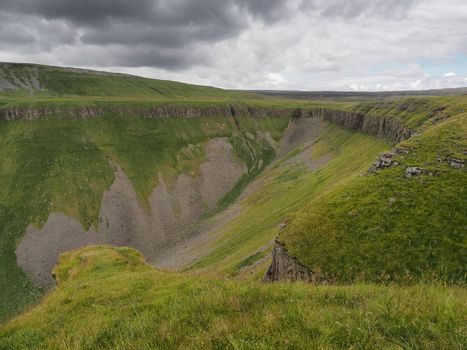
(0, 0), (290, 68)
(300, 0), (418, 19)
(111, 46), (209, 69)
(0, 0), (465, 91)
(0, 11), (77, 51)
(238, 0), (292, 22)
(58, 43), (208, 71)
(0, 0), (287, 25)
(0, 0), (154, 24)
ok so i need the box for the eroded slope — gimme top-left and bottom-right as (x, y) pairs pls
(0, 113), (288, 320)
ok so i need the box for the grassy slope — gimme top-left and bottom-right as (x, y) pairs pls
(280, 113), (467, 284)
(0, 63), (361, 112)
(352, 95), (467, 129)
(1, 246), (465, 350)
(184, 95), (467, 280)
(0, 63), (242, 99)
(188, 122), (390, 276)
(0, 114), (288, 321)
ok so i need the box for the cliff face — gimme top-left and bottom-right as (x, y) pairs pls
(0, 105), (234, 121)
(263, 241), (323, 283)
(310, 108), (412, 143)
(0, 105), (412, 143)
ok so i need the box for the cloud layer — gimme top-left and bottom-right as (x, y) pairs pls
(0, 0), (466, 90)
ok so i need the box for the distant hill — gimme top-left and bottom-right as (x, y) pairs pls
(0, 62), (245, 99)
(249, 87), (467, 100)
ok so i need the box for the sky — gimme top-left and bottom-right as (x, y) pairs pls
(0, 0), (466, 91)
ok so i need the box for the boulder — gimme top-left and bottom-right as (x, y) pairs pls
(406, 167), (423, 178)
(369, 152), (399, 172)
(448, 158), (464, 169)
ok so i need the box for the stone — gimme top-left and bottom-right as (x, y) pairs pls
(394, 148), (409, 155)
(448, 158), (464, 169)
(369, 152), (399, 172)
(406, 167), (423, 178)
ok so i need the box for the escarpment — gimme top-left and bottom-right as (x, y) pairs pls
(310, 108), (413, 142)
(0, 105), (235, 121)
(0, 104), (412, 143)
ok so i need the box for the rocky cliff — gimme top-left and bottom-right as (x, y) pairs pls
(0, 104), (413, 143)
(0, 105), (234, 121)
(310, 108), (412, 143)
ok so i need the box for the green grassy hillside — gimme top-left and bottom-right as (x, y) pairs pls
(280, 113), (467, 284)
(353, 95), (467, 129)
(0, 63), (244, 99)
(169, 94), (466, 278)
(1, 246), (465, 350)
(0, 62), (365, 113)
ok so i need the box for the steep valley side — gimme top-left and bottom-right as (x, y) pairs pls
(0, 113), (287, 320)
(1, 95), (465, 320)
(154, 117), (390, 278)
(16, 138), (247, 287)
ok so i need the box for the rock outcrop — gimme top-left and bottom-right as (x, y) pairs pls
(447, 158), (464, 169)
(368, 152), (399, 173)
(0, 105), (234, 121)
(405, 166), (424, 178)
(263, 241), (323, 283)
(310, 108), (413, 143)
(0, 105), (412, 143)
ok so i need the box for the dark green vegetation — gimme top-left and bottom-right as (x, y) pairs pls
(280, 113), (467, 284)
(1, 246), (465, 350)
(0, 63), (466, 348)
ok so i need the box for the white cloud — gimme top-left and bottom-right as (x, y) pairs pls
(443, 72), (457, 77)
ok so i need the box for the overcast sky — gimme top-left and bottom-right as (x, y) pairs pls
(0, 0), (466, 91)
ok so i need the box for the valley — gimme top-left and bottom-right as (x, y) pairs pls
(0, 63), (465, 349)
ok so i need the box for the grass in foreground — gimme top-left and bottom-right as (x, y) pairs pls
(1, 246), (465, 350)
